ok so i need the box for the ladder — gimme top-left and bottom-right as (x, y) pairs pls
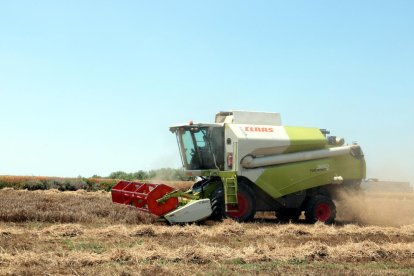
(222, 173), (238, 212)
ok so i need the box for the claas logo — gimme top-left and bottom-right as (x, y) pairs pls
(244, 126), (274, 133)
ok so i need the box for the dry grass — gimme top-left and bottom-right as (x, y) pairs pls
(0, 188), (156, 224)
(0, 188), (413, 275)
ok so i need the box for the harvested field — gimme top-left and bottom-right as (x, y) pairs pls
(0, 188), (413, 275)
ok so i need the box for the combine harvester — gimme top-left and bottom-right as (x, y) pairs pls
(112, 111), (365, 224)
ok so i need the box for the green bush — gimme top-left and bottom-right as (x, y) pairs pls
(132, 170), (148, 180)
(147, 168), (193, 181)
(20, 180), (49, 190)
(0, 167), (192, 192)
(60, 179), (86, 191)
(45, 179), (86, 191)
(107, 168), (191, 181)
(83, 179), (100, 191)
(108, 171), (130, 180)
(0, 181), (11, 189)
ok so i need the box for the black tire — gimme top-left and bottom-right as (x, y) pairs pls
(210, 181), (256, 222)
(277, 208), (302, 223)
(304, 195), (336, 224)
(210, 187), (225, 220)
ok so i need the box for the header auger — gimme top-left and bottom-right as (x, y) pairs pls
(112, 111), (366, 224)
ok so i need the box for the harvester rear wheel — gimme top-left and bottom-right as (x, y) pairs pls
(304, 195), (336, 224)
(210, 181), (256, 222)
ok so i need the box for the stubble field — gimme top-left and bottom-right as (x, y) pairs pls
(0, 183), (413, 275)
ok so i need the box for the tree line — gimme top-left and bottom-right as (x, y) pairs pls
(94, 168), (192, 181)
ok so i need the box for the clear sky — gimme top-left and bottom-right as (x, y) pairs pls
(0, 1), (413, 183)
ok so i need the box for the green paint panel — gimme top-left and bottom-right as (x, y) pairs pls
(284, 126), (327, 153)
(255, 154), (365, 198)
(198, 180), (221, 199)
(198, 170), (220, 177)
(333, 154), (366, 179)
(256, 158), (335, 198)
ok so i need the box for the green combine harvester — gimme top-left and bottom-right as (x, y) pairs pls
(112, 111), (365, 224)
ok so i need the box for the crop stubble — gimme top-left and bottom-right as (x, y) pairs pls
(0, 187), (413, 275)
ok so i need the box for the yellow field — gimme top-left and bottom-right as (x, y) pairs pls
(0, 188), (413, 275)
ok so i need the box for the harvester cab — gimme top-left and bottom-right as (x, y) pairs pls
(112, 111), (366, 224)
(171, 123), (225, 171)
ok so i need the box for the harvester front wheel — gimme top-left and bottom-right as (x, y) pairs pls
(210, 181), (256, 222)
(304, 195), (336, 224)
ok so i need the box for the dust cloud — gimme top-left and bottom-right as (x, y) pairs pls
(335, 190), (414, 227)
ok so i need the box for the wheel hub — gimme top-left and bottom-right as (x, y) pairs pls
(226, 194), (249, 219)
(315, 203), (331, 222)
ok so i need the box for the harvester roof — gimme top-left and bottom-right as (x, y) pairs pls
(215, 111), (282, 126)
(169, 123), (223, 133)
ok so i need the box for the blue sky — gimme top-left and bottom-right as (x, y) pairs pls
(0, 1), (413, 183)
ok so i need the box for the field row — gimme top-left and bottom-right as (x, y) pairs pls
(0, 189), (413, 275)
